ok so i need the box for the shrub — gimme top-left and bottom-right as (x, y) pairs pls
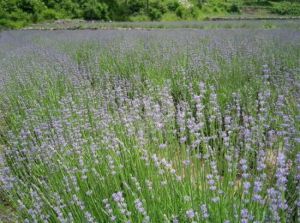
(227, 3), (240, 13)
(41, 9), (62, 20)
(83, 0), (109, 20)
(0, 18), (27, 28)
(175, 5), (199, 20)
(16, 0), (47, 22)
(127, 0), (144, 14)
(0, 0), (19, 13)
(150, 1), (168, 14)
(147, 1), (169, 20)
(166, 0), (180, 11)
(148, 7), (162, 20)
(17, 0), (46, 14)
(161, 12), (179, 21)
(147, 1), (168, 20)
(7, 9), (31, 23)
(271, 2), (300, 16)
(57, 0), (82, 18)
(175, 5), (186, 19)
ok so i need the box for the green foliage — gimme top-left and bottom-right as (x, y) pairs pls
(82, 0), (109, 20)
(161, 12), (179, 21)
(0, 8), (31, 28)
(243, 0), (272, 7)
(270, 1), (300, 16)
(166, 0), (180, 11)
(148, 7), (162, 20)
(17, 0), (46, 14)
(176, 5), (200, 19)
(147, 1), (167, 20)
(175, 5), (185, 18)
(41, 8), (62, 20)
(55, 0), (82, 18)
(0, 0), (299, 28)
(227, 2), (240, 13)
(0, 0), (18, 13)
(127, 0), (144, 14)
(17, 0), (46, 22)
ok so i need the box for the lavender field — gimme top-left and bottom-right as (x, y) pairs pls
(0, 27), (300, 222)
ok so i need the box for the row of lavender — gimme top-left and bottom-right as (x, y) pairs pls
(0, 28), (299, 222)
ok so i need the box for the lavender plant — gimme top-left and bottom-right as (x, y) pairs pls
(0, 27), (299, 222)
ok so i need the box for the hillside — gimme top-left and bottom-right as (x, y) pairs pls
(0, 0), (300, 28)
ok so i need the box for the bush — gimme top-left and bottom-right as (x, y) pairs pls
(17, 0), (46, 16)
(83, 0), (109, 20)
(148, 7), (162, 20)
(161, 12), (178, 21)
(0, 18), (14, 28)
(227, 3), (240, 13)
(166, 0), (180, 11)
(175, 5), (186, 19)
(41, 9), (62, 20)
(150, 1), (168, 14)
(57, 0), (82, 18)
(7, 9), (31, 22)
(147, 1), (169, 20)
(0, 17), (27, 28)
(0, 0), (19, 13)
(175, 5), (199, 20)
(17, 0), (47, 22)
(127, 0), (144, 14)
(271, 2), (300, 16)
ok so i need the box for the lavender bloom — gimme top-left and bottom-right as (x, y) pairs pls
(207, 174), (217, 191)
(200, 204), (209, 219)
(103, 198), (116, 222)
(186, 209), (195, 219)
(267, 187), (288, 222)
(0, 167), (16, 190)
(243, 181), (251, 194)
(84, 211), (96, 223)
(112, 191), (131, 218)
(241, 208), (250, 223)
(252, 180), (264, 203)
(275, 152), (288, 191)
(134, 199), (146, 215)
(134, 199), (150, 223)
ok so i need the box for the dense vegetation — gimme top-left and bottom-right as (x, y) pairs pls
(0, 0), (300, 28)
(0, 25), (299, 222)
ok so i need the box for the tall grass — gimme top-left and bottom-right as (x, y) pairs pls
(0, 28), (299, 222)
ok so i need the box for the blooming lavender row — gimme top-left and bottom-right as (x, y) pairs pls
(0, 28), (299, 222)
(1, 74), (299, 222)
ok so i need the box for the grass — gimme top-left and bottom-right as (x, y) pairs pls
(0, 25), (299, 222)
(0, 190), (16, 223)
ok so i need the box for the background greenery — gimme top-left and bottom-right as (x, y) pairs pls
(0, 0), (300, 29)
